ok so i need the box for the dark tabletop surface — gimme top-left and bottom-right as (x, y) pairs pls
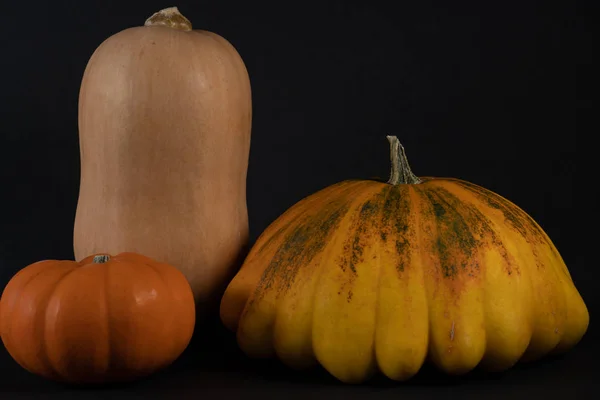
(1, 314), (598, 400)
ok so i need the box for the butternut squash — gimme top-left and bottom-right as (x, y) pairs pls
(74, 7), (252, 315)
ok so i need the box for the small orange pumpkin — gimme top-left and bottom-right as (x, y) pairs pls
(0, 252), (195, 384)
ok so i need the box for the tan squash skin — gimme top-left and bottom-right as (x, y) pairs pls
(220, 136), (589, 384)
(74, 8), (252, 313)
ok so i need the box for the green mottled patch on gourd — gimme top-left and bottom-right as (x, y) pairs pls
(453, 180), (547, 246)
(381, 186), (412, 273)
(257, 180), (363, 249)
(336, 184), (414, 279)
(254, 181), (361, 258)
(434, 185), (517, 276)
(452, 179), (556, 270)
(339, 198), (381, 275)
(255, 218), (296, 256)
(417, 187), (478, 279)
(250, 199), (351, 303)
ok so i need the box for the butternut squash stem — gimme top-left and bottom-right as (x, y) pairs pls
(93, 255), (110, 264)
(386, 135), (421, 185)
(144, 7), (192, 31)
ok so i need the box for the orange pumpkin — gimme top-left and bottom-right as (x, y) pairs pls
(220, 136), (588, 383)
(0, 252), (195, 384)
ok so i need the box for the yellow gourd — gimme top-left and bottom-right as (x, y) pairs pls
(220, 136), (588, 383)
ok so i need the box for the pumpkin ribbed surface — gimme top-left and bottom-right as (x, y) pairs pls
(220, 162), (588, 384)
(0, 252), (195, 383)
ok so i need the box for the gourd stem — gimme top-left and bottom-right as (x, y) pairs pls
(144, 7), (192, 31)
(386, 135), (421, 185)
(93, 255), (111, 264)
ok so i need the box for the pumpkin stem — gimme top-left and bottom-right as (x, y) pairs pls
(144, 7), (192, 31)
(93, 255), (111, 264)
(386, 135), (421, 185)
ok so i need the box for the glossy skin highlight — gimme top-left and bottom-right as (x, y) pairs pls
(0, 252), (195, 384)
(220, 141), (588, 384)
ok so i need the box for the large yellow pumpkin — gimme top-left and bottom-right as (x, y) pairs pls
(220, 136), (588, 384)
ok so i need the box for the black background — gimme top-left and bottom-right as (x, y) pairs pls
(0, 0), (594, 398)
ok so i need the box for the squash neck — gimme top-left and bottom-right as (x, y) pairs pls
(386, 136), (421, 185)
